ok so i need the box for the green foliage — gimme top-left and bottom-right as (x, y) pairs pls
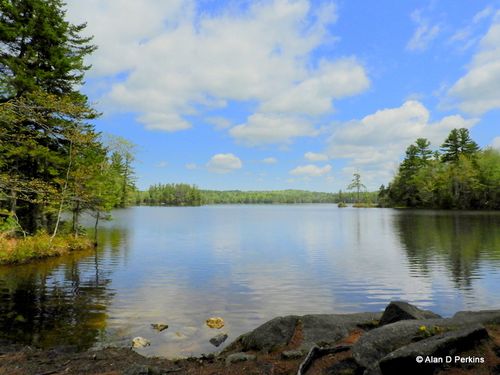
(0, 231), (92, 264)
(441, 128), (479, 163)
(347, 172), (366, 203)
(136, 183), (202, 206)
(136, 188), (379, 206)
(386, 128), (498, 209)
(0, 0), (135, 241)
(0, 0), (96, 99)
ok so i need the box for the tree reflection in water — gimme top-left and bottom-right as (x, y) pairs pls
(395, 211), (500, 289)
(0, 228), (126, 349)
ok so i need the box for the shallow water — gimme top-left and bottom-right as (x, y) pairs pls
(1, 205), (499, 357)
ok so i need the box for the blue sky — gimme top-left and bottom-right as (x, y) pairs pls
(65, 0), (500, 191)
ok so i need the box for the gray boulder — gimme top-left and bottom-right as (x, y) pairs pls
(378, 324), (489, 375)
(235, 312), (381, 353)
(452, 310), (500, 325)
(209, 333), (228, 347)
(353, 318), (448, 370)
(238, 315), (300, 352)
(379, 301), (441, 326)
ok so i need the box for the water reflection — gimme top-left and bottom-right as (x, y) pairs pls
(0, 207), (499, 357)
(0, 229), (127, 349)
(395, 211), (500, 288)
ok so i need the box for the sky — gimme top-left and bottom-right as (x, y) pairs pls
(64, 0), (500, 191)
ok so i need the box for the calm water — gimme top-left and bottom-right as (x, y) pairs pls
(1, 205), (499, 357)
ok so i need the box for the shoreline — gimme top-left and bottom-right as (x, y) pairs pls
(0, 233), (94, 265)
(1, 301), (499, 374)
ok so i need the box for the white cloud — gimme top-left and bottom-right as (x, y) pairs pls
(304, 152), (329, 161)
(230, 113), (318, 145)
(207, 153), (242, 174)
(448, 11), (500, 115)
(406, 10), (440, 52)
(262, 157), (278, 164)
(260, 58), (369, 115)
(185, 163), (197, 170)
(290, 164), (332, 177)
(156, 161), (168, 168)
(449, 6), (495, 52)
(326, 101), (479, 187)
(65, 0), (369, 135)
(492, 136), (500, 150)
(206, 117), (231, 130)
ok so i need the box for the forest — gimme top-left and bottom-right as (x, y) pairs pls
(135, 185), (378, 206)
(0, 0), (135, 262)
(380, 128), (500, 209)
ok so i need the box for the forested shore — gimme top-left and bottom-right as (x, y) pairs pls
(0, 0), (135, 264)
(380, 129), (500, 210)
(134, 185), (378, 206)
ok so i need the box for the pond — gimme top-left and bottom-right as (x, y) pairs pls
(1, 205), (499, 357)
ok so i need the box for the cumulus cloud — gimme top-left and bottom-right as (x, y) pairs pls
(185, 163), (197, 170)
(304, 152), (329, 161)
(65, 0), (369, 137)
(406, 10), (440, 52)
(448, 11), (500, 115)
(262, 157), (278, 164)
(259, 58), (369, 115)
(207, 153), (242, 174)
(290, 164), (332, 177)
(327, 101), (478, 187)
(230, 113), (318, 145)
(156, 161), (168, 168)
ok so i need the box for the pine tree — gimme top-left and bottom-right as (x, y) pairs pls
(0, 0), (97, 233)
(441, 128), (479, 163)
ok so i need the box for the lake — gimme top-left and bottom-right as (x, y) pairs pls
(1, 205), (499, 357)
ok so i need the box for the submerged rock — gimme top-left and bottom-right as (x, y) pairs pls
(379, 301), (441, 326)
(132, 337), (151, 348)
(209, 333), (228, 347)
(150, 323), (168, 332)
(206, 317), (225, 329)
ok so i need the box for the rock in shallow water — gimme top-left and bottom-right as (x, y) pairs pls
(132, 337), (151, 348)
(209, 333), (228, 347)
(150, 323), (168, 332)
(206, 317), (225, 329)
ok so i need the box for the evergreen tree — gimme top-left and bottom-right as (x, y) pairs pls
(0, 0), (96, 100)
(441, 128), (479, 162)
(347, 172), (366, 203)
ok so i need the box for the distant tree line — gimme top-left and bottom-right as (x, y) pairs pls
(379, 128), (500, 209)
(136, 186), (379, 206)
(136, 184), (202, 206)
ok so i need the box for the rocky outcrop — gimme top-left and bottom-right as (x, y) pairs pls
(231, 312), (381, 352)
(379, 301), (441, 326)
(223, 302), (500, 375)
(2, 302), (499, 375)
(378, 324), (489, 375)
